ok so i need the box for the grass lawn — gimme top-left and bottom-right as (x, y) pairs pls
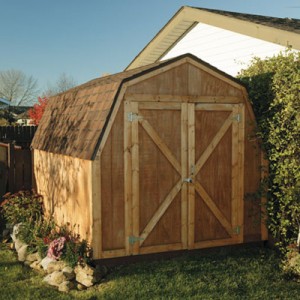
(0, 243), (299, 299)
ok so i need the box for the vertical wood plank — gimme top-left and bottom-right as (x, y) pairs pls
(131, 102), (140, 255)
(124, 100), (133, 255)
(231, 105), (239, 235)
(8, 143), (14, 192)
(0, 145), (8, 197)
(237, 104), (245, 242)
(91, 158), (102, 258)
(187, 103), (195, 249)
(181, 103), (188, 249)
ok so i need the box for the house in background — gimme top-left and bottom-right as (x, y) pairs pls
(127, 6), (300, 76)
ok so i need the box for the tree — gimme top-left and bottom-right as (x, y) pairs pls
(44, 73), (76, 97)
(0, 69), (39, 106)
(28, 97), (48, 125)
(238, 50), (300, 252)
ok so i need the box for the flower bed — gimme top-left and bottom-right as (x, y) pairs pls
(0, 190), (106, 292)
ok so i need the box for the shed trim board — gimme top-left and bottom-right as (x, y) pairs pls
(32, 54), (264, 260)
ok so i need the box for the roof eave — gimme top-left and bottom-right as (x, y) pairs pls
(126, 6), (300, 70)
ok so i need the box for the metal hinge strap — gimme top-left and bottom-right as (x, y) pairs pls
(129, 235), (144, 244)
(233, 114), (241, 123)
(127, 112), (142, 122)
(233, 225), (241, 235)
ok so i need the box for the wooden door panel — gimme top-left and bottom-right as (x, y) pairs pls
(195, 193), (231, 242)
(189, 103), (244, 249)
(196, 129), (232, 222)
(142, 193), (182, 247)
(126, 101), (244, 256)
(130, 102), (184, 255)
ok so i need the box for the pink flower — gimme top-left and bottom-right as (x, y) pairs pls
(47, 237), (66, 260)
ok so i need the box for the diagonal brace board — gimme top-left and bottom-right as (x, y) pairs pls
(139, 117), (181, 174)
(194, 181), (233, 236)
(139, 180), (182, 246)
(195, 112), (233, 175)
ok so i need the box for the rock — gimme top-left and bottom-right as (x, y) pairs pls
(14, 239), (25, 252)
(24, 260), (32, 267)
(43, 271), (68, 287)
(47, 261), (67, 274)
(26, 252), (40, 262)
(58, 281), (74, 292)
(75, 264), (103, 287)
(77, 283), (87, 291)
(51, 271), (68, 286)
(74, 264), (97, 276)
(17, 244), (28, 262)
(11, 223), (22, 242)
(62, 266), (75, 281)
(40, 256), (56, 271)
(30, 261), (43, 271)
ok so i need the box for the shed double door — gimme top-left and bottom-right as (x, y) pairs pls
(125, 101), (244, 255)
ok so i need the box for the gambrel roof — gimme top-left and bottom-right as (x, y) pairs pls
(31, 54), (247, 160)
(126, 6), (300, 71)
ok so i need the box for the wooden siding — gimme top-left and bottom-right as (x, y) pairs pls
(33, 150), (93, 242)
(100, 104), (125, 253)
(126, 62), (244, 98)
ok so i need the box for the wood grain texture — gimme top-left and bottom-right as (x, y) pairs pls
(33, 149), (93, 242)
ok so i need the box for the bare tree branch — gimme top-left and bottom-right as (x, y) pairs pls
(44, 73), (77, 97)
(0, 69), (39, 106)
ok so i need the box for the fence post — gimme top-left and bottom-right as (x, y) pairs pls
(7, 143), (15, 193)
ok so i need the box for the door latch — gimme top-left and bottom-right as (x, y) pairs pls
(183, 178), (193, 183)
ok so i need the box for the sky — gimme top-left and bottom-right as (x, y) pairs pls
(1, 0), (300, 99)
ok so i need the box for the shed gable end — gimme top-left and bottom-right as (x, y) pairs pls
(126, 60), (244, 99)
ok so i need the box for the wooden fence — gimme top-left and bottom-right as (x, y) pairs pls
(0, 143), (33, 199)
(0, 126), (37, 148)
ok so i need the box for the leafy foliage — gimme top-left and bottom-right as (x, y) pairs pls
(0, 190), (44, 225)
(17, 218), (91, 267)
(238, 50), (300, 251)
(17, 217), (56, 257)
(28, 97), (48, 125)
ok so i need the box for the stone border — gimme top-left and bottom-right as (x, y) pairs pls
(10, 224), (107, 292)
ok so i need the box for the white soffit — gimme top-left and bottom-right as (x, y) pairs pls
(138, 19), (195, 67)
(162, 22), (293, 76)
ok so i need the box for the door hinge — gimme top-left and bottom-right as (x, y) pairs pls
(232, 225), (241, 235)
(233, 114), (241, 123)
(129, 235), (144, 244)
(127, 112), (142, 122)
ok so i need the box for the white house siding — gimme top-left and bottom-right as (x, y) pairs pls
(162, 23), (290, 76)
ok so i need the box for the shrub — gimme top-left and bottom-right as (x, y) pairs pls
(0, 190), (43, 225)
(55, 223), (91, 267)
(238, 50), (300, 252)
(17, 218), (91, 267)
(17, 217), (56, 256)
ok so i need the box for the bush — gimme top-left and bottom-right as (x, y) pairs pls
(0, 190), (44, 225)
(17, 217), (56, 256)
(238, 50), (300, 252)
(17, 219), (91, 267)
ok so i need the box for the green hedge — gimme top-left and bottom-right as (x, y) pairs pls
(238, 50), (300, 252)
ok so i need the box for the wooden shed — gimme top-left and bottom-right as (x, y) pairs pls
(31, 54), (266, 260)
